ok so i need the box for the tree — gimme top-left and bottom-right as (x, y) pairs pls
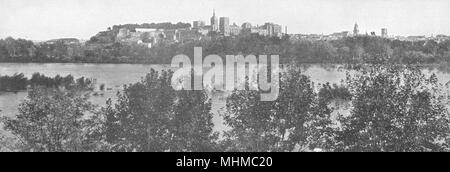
(222, 69), (330, 152)
(1, 88), (101, 152)
(167, 89), (219, 151)
(329, 65), (450, 152)
(104, 69), (218, 152)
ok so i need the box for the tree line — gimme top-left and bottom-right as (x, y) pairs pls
(1, 63), (449, 152)
(1, 33), (450, 64)
(0, 73), (94, 92)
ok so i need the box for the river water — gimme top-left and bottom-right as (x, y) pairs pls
(1, 63), (450, 132)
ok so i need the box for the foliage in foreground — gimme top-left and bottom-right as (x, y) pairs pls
(335, 65), (450, 151)
(0, 65), (449, 152)
(221, 69), (333, 152)
(0, 88), (104, 152)
(104, 69), (218, 152)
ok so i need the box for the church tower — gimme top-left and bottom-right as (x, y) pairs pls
(210, 9), (219, 32)
(353, 23), (359, 36)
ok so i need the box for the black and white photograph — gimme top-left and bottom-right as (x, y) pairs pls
(0, 0), (449, 157)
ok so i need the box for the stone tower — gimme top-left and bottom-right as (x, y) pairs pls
(210, 9), (219, 32)
(353, 23), (359, 35)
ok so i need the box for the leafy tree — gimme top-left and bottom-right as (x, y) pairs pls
(222, 69), (330, 152)
(0, 73), (28, 91)
(104, 69), (218, 152)
(167, 88), (219, 151)
(1, 88), (102, 152)
(328, 65), (450, 152)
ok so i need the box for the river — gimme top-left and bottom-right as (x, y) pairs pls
(1, 63), (450, 132)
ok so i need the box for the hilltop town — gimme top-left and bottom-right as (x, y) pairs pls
(87, 10), (450, 49)
(90, 10), (286, 49)
(1, 10), (450, 64)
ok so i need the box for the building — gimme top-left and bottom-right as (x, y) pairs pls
(138, 28), (167, 40)
(117, 28), (130, 40)
(240, 23), (252, 35)
(137, 40), (152, 48)
(116, 28), (141, 43)
(407, 35), (427, 42)
(245, 22), (283, 37)
(135, 28), (158, 33)
(164, 30), (179, 42)
(273, 24), (282, 37)
(263, 23), (283, 37)
(116, 28), (171, 47)
(330, 31), (349, 39)
(289, 34), (323, 41)
(193, 21), (206, 28)
(194, 26), (211, 36)
(219, 17), (230, 36)
(229, 23), (241, 36)
(381, 28), (388, 38)
(250, 27), (269, 36)
(353, 23), (359, 35)
(241, 22), (252, 30)
(210, 10), (219, 32)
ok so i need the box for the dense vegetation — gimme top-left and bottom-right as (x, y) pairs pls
(0, 73), (94, 92)
(221, 69), (327, 152)
(315, 65), (450, 151)
(103, 69), (218, 152)
(1, 89), (103, 151)
(1, 62), (449, 152)
(1, 31), (450, 64)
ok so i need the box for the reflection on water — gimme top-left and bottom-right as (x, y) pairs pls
(2, 63), (450, 132)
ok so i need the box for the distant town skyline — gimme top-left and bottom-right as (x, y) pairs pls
(1, 0), (449, 41)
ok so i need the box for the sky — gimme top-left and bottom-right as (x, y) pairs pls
(0, 0), (449, 41)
